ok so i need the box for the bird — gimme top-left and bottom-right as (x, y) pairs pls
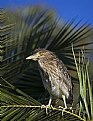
(26, 48), (73, 109)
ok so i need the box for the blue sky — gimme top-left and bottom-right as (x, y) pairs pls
(0, 0), (93, 25)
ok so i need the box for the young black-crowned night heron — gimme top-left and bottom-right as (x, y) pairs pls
(26, 49), (73, 109)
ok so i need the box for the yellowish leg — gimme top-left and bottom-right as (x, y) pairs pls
(61, 95), (67, 115)
(45, 96), (52, 114)
(48, 97), (52, 106)
(62, 95), (67, 108)
(41, 96), (52, 115)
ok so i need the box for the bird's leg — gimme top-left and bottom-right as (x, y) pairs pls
(60, 95), (67, 115)
(62, 95), (67, 109)
(41, 96), (52, 115)
(45, 96), (52, 115)
(48, 97), (52, 106)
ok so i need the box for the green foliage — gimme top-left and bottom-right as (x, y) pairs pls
(72, 45), (93, 120)
(1, 77), (85, 121)
(0, 6), (93, 121)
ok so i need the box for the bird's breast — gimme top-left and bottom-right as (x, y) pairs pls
(45, 75), (63, 98)
(51, 84), (63, 98)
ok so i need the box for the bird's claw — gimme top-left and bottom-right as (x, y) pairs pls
(41, 104), (53, 115)
(58, 106), (64, 109)
(69, 106), (74, 113)
(58, 106), (67, 116)
(41, 105), (48, 114)
(58, 106), (73, 115)
(41, 104), (46, 109)
(41, 104), (48, 114)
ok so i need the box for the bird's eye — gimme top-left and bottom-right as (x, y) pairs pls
(39, 51), (43, 56)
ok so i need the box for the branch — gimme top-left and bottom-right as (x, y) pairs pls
(1, 105), (85, 121)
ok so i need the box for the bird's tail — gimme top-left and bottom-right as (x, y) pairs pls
(67, 81), (73, 105)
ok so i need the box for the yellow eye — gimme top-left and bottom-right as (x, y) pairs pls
(39, 51), (43, 56)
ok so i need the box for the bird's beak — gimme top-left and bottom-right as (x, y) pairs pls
(26, 56), (32, 60)
(26, 55), (38, 61)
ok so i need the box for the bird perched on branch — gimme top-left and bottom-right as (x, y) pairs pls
(26, 49), (73, 108)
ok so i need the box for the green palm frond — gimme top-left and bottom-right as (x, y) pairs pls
(0, 6), (93, 121)
(0, 7), (56, 82)
(72, 45), (93, 120)
(1, 78), (85, 121)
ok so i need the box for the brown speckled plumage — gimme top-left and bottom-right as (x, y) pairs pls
(26, 49), (73, 107)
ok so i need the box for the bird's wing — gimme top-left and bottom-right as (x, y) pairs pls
(55, 59), (72, 94)
(45, 58), (72, 90)
(56, 59), (73, 102)
(39, 66), (51, 90)
(59, 60), (71, 85)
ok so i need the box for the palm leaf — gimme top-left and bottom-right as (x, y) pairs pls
(1, 78), (85, 121)
(0, 6), (93, 121)
(72, 45), (93, 120)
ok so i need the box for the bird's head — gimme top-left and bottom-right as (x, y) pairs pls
(26, 48), (52, 61)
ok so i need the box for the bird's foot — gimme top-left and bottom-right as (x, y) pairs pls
(58, 106), (64, 109)
(59, 106), (73, 115)
(59, 106), (67, 116)
(69, 106), (74, 113)
(69, 106), (72, 109)
(41, 104), (53, 115)
(41, 104), (46, 109)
